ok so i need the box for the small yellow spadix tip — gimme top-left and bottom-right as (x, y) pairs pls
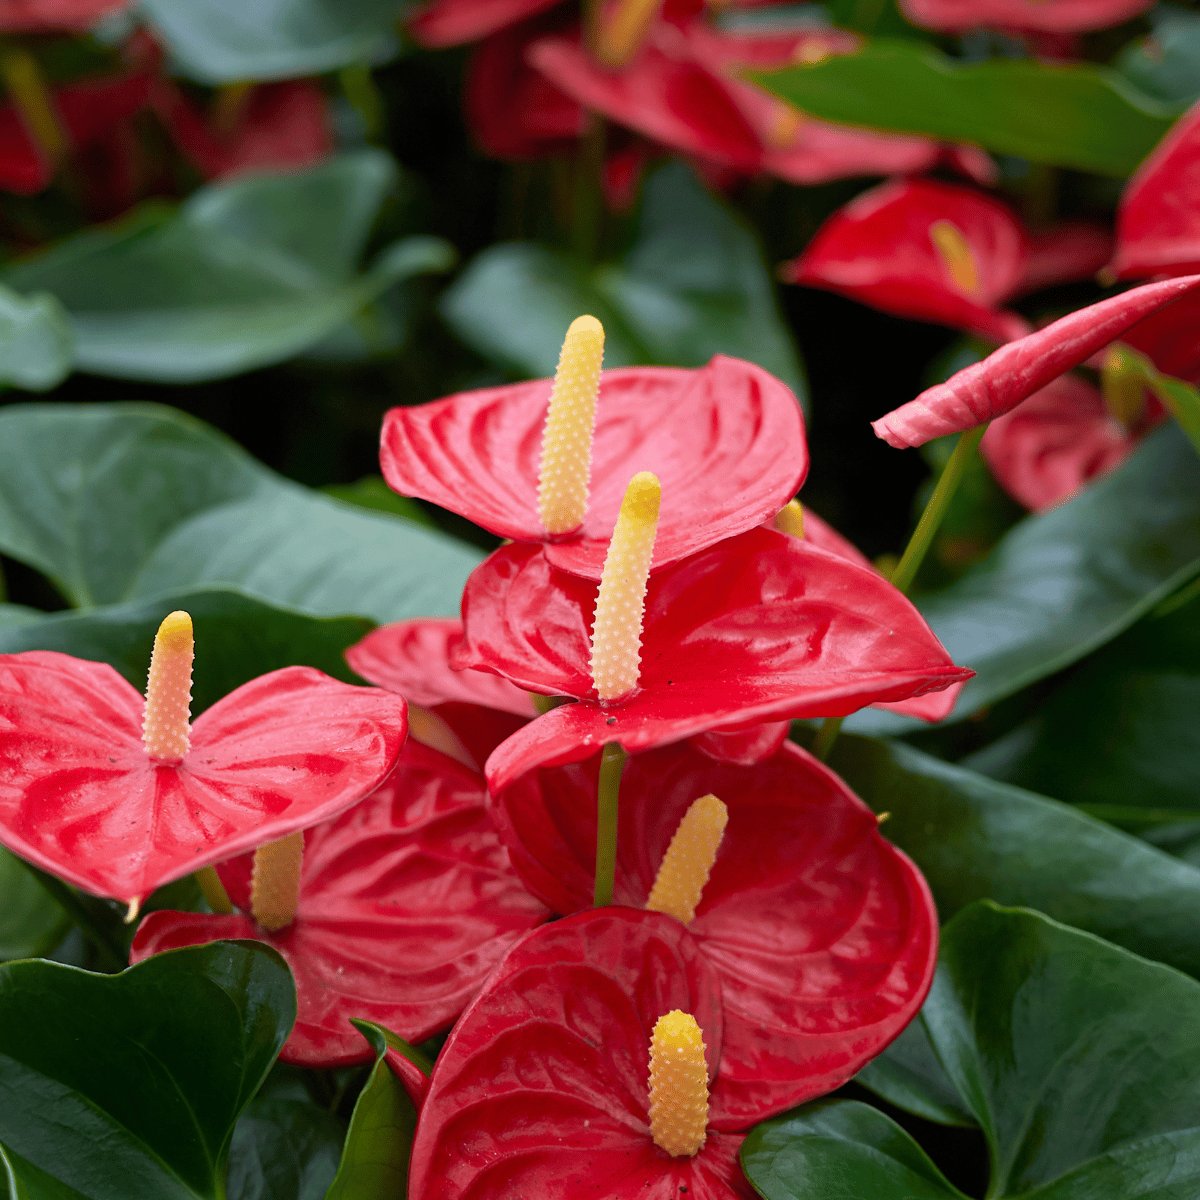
(774, 499), (805, 539)
(595, 0), (660, 65)
(142, 610), (194, 762)
(646, 794), (728, 926)
(590, 471), (661, 702)
(929, 219), (981, 298)
(1101, 343), (1146, 429)
(538, 315), (605, 536)
(250, 831), (304, 932)
(648, 1010), (709, 1158)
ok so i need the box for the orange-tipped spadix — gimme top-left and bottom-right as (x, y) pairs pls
(929, 219), (981, 297)
(538, 315), (605, 536)
(1101, 343), (1146, 429)
(646, 794), (728, 926)
(595, 0), (661, 66)
(590, 471), (661, 702)
(142, 611), (194, 762)
(648, 1010), (709, 1157)
(773, 499), (805, 538)
(250, 832), (304, 932)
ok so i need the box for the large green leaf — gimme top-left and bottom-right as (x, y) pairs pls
(847, 422), (1200, 735)
(138, 0), (404, 84)
(752, 40), (1176, 176)
(0, 284), (72, 392)
(0, 941), (295, 1200)
(1115, 6), (1200, 108)
(744, 903), (1200, 1199)
(963, 585), (1200, 817)
(0, 849), (68, 963)
(442, 160), (807, 403)
(0, 404), (480, 623)
(853, 1018), (973, 1128)
(2, 153), (453, 383)
(325, 1020), (429, 1200)
(0, 589), (373, 716)
(825, 735), (1200, 979)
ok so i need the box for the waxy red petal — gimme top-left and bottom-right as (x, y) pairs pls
(898, 0), (1152, 32)
(782, 178), (1031, 343)
(873, 273), (1200, 448)
(130, 740), (549, 1066)
(381, 356), (807, 579)
(409, 908), (757, 1200)
(1112, 99), (1200, 282)
(0, 0), (124, 30)
(0, 654), (408, 899)
(455, 531), (972, 790)
(408, 0), (562, 46)
(491, 741), (938, 1125)
(1019, 222), (1114, 295)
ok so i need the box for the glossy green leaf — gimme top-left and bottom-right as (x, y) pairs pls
(744, 903), (1200, 1199)
(2, 153), (454, 383)
(0, 285), (72, 392)
(139, 0), (404, 84)
(325, 1020), (429, 1200)
(0, 605), (40, 629)
(0, 404), (480, 623)
(825, 734), (1200, 979)
(1115, 6), (1200, 108)
(0, 941), (296, 1200)
(0, 588), (373, 716)
(964, 585), (1200, 816)
(0, 849), (69, 963)
(848, 422), (1200, 735)
(320, 477), (436, 528)
(442, 160), (807, 403)
(752, 40), (1176, 176)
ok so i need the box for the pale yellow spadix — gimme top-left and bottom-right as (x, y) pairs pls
(595, 0), (662, 66)
(590, 471), (661, 702)
(773, 499), (805, 538)
(250, 831), (304, 932)
(929, 219), (981, 297)
(538, 315), (605, 536)
(648, 1010), (709, 1157)
(142, 611), (194, 762)
(646, 794), (728, 926)
(1101, 343), (1145, 429)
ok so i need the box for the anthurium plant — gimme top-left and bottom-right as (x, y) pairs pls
(4, 1), (1200, 1198)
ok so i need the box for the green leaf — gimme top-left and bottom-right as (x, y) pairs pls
(0, 588), (373, 716)
(0, 284), (72, 392)
(138, 0), (405, 84)
(0, 605), (40, 629)
(751, 40), (1177, 176)
(0, 941), (296, 1200)
(1115, 6), (1200, 108)
(325, 1021), (429, 1200)
(0, 848), (69, 963)
(0, 403), (480, 623)
(442, 159), (807, 403)
(825, 735), (1200, 980)
(847, 422), (1200, 735)
(320, 477), (436, 528)
(2, 153), (454, 383)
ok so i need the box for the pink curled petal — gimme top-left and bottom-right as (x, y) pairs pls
(898, 0), (1153, 33)
(689, 720), (792, 765)
(1018, 222), (1115, 295)
(873, 679), (965, 721)
(873, 273), (1200, 448)
(407, 0), (562, 47)
(0, 0), (125, 31)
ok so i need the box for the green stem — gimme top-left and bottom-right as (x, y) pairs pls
(593, 741), (626, 907)
(571, 114), (605, 264)
(812, 716), (843, 763)
(16, 858), (126, 971)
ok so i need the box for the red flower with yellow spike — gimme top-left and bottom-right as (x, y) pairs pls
(0, 611), (409, 907)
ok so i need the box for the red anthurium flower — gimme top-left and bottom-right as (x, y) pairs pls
(873, 273), (1200, 448)
(408, 0), (563, 47)
(454, 527), (972, 792)
(897, 0), (1152, 33)
(408, 907), (759, 1199)
(0, 615), (408, 903)
(490, 739), (938, 1125)
(1110, 98), (1200, 283)
(130, 738), (550, 1067)
(380, 353), (807, 581)
(0, 0), (125, 30)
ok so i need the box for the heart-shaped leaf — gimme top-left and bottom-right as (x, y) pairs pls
(0, 403), (480, 623)
(0, 940), (296, 1200)
(752, 40), (1176, 176)
(847, 422), (1200, 734)
(441, 159), (806, 403)
(2, 152), (453, 383)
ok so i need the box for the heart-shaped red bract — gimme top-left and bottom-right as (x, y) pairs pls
(897, 0), (1152, 32)
(130, 740), (550, 1066)
(0, 653), (408, 900)
(782, 177), (1031, 343)
(873, 273), (1200, 448)
(454, 529), (972, 791)
(408, 907), (758, 1200)
(380, 356), (806, 580)
(490, 739), (938, 1125)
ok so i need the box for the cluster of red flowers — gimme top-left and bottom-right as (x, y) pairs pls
(0, 323), (980, 1194)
